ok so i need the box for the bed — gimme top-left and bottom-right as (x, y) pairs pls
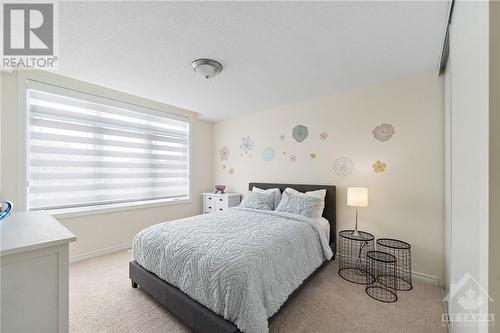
(129, 183), (336, 333)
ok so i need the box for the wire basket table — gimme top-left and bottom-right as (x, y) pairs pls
(338, 230), (375, 284)
(365, 250), (398, 303)
(376, 238), (412, 291)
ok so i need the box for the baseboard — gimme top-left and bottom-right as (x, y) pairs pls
(412, 271), (440, 286)
(69, 243), (131, 263)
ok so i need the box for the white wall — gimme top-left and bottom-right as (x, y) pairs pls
(0, 70), (214, 259)
(213, 72), (444, 282)
(444, 0), (490, 331)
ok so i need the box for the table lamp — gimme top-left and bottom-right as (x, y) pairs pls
(347, 187), (368, 236)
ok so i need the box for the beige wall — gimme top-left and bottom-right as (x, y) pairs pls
(0, 70), (214, 259)
(213, 72), (444, 282)
(490, 2), (500, 331)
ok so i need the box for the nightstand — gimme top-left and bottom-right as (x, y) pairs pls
(202, 192), (241, 214)
(338, 230), (375, 284)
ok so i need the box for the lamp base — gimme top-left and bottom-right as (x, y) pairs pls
(351, 207), (360, 237)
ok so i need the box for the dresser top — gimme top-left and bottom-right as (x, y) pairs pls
(0, 212), (76, 256)
(203, 192), (240, 197)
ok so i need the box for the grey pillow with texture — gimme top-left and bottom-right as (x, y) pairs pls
(252, 186), (282, 210)
(275, 191), (323, 218)
(239, 191), (275, 211)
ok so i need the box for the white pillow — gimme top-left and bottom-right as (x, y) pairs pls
(239, 191), (275, 211)
(252, 186), (281, 209)
(283, 188), (326, 218)
(275, 191), (323, 219)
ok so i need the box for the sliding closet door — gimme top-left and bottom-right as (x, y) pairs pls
(446, 1), (490, 332)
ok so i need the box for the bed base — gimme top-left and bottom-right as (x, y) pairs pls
(129, 257), (333, 333)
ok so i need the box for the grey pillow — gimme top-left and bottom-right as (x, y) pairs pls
(239, 191), (275, 211)
(275, 191), (323, 218)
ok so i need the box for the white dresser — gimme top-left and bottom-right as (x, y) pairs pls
(202, 192), (241, 213)
(0, 212), (76, 333)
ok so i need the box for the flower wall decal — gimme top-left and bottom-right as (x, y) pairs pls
(240, 136), (254, 156)
(262, 146), (276, 161)
(292, 125), (309, 143)
(229, 168), (235, 175)
(310, 153), (317, 159)
(219, 146), (230, 161)
(372, 123), (395, 142)
(320, 132), (328, 141)
(333, 157), (354, 177)
(290, 154), (297, 162)
(372, 160), (386, 173)
(279, 134), (286, 141)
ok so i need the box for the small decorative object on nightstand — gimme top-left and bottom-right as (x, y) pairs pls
(365, 250), (398, 303)
(338, 230), (375, 284)
(347, 187), (368, 236)
(214, 185), (226, 194)
(202, 192), (240, 214)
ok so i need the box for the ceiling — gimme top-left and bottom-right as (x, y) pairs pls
(58, 1), (449, 121)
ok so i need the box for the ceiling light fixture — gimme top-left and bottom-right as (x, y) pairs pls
(191, 59), (223, 79)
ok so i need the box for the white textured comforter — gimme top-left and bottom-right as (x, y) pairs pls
(132, 207), (333, 333)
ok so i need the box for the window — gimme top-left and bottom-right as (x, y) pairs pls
(27, 82), (190, 212)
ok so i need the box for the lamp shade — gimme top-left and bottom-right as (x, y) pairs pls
(347, 187), (368, 207)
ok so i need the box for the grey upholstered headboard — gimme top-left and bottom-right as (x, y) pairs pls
(248, 182), (336, 258)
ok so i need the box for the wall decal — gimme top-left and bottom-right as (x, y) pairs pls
(240, 136), (254, 157)
(372, 160), (386, 173)
(279, 134), (286, 141)
(372, 123), (395, 142)
(229, 168), (235, 175)
(282, 151), (286, 155)
(310, 153), (317, 159)
(219, 146), (230, 161)
(320, 132), (328, 141)
(222, 165), (226, 170)
(333, 157), (354, 177)
(292, 125), (309, 143)
(290, 154), (297, 162)
(262, 146), (276, 161)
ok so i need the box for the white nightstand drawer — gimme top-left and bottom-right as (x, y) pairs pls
(215, 198), (228, 211)
(216, 196), (228, 205)
(202, 192), (240, 214)
(204, 202), (215, 213)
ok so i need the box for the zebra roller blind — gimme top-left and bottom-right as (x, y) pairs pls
(27, 83), (190, 211)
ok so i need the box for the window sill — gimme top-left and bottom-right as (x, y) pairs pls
(43, 197), (192, 219)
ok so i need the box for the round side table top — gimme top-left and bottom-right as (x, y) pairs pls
(376, 238), (411, 250)
(366, 250), (397, 263)
(339, 230), (374, 242)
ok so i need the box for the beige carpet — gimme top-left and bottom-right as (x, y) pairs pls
(69, 250), (447, 333)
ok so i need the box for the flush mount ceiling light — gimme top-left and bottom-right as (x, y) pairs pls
(191, 59), (223, 79)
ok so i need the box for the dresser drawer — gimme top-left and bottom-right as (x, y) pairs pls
(215, 197), (228, 212)
(204, 196), (216, 213)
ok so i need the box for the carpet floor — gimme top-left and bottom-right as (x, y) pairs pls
(69, 250), (447, 333)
